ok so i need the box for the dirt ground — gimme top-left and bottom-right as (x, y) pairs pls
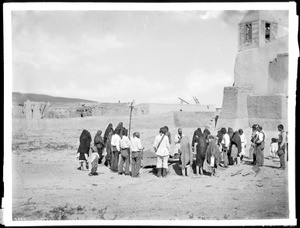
(10, 115), (289, 221)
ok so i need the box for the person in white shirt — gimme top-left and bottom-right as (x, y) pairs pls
(110, 129), (121, 172)
(238, 129), (247, 161)
(118, 128), (131, 175)
(153, 127), (170, 177)
(130, 132), (144, 178)
(220, 128), (230, 167)
(173, 128), (184, 158)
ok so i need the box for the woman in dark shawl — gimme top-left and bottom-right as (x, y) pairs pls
(229, 131), (242, 165)
(77, 129), (92, 170)
(104, 128), (114, 167)
(94, 130), (105, 164)
(203, 128), (211, 139)
(115, 122), (124, 137)
(179, 135), (193, 177)
(192, 127), (203, 148)
(195, 129), (208, 175)
(227, 127), (234, 165)
(217, 129), (224, 165)
(205, 135), (220, 176)
(104, 123), (114, 144)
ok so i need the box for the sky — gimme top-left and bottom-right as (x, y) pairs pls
(11, 8), (288, 107)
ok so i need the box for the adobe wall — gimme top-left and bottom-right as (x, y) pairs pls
(234, 36), (288, 95)
(247, 94), (288, 130)
(173, 111), (216, 129)
(216, 86), (252, 130)
(148, 103), (216, 115)
(268, 53), (289, 95)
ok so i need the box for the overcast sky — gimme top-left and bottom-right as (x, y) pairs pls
(11, 9), (288, 107)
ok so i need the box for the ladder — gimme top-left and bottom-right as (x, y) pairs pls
(193, 96), (200, 104)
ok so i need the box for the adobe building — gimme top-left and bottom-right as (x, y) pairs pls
(217, 10), (288, 130)
(135, 103), (216, 115)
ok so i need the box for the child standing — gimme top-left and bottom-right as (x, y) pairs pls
(270, 138), (278, 158)
(89, 144), (100, 176)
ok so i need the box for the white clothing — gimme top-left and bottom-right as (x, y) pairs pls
(131, 137), (143, 152)
(240, 133), (247, 156)
(221, 133), (230, 148)
(173, 133), (184, 156)
(153, 134), (170, 157)
(156, 155), (169, 169)
(120, 135), (131, 149)
(210, 156), (215, 167)
(111, 134), (121, 151)
(270, 142), (278, 157)
(256, 132), (264, 144)
(90, 152), (100, 163)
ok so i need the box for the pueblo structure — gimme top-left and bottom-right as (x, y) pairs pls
(217, 10), (288, 130)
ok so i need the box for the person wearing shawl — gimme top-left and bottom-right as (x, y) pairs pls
(227, 127), (234, 165)
(229, 131), (242, 165)
(195, 129), (207, 175)
(89, 144), (100, 176)
(104, 123), (114, 145)
(217, 129), (224, 164)
(255, 125), (266, 166)
(205, 135), (220, 177)
(94, 130), (105, 164)
(192, 127), (203, 151)
(104, 128), (114, 167)
(221, 128), (230, 167)
(203, 128), (211, 139)
(77, 129), (92, 170)
(115, 122), (124, 137)
(250, 124), (259, 165)
(179, 135), (193, 177)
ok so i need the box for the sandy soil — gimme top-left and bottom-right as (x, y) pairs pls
(11, 116), (289, 221)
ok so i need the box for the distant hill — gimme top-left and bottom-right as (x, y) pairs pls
(12, 92), (98, 104)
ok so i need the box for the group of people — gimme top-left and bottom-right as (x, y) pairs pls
(76, 122), (144, 177)
(76, 121), (288, 178)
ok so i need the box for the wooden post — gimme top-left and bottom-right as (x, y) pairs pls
(128, 100), (135, 139)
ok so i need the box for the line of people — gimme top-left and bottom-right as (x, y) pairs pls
(76, 122), (144, 177)
(76, 122), (287, 178)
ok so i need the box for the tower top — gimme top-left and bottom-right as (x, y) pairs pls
(239, 10), (277, 24)
(238, 10), (278, 51)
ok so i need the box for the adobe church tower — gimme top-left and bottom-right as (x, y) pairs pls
(238, 10), (278, 51)
(217, 10), (288, 130)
